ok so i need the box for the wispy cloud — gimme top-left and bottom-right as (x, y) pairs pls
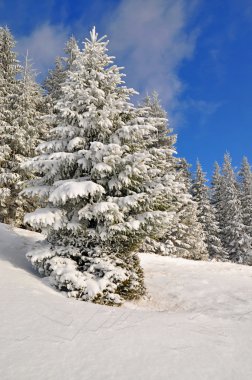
(183, 99), (222, 115)
(105, 0), (199, 119)
(181, 98), (223, 127)
(17, 23), (68, 78)
(13, 1), (218, 127)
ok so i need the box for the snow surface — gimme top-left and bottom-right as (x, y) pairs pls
(1, 223), (252, 379)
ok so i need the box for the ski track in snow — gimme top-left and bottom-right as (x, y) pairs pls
(1, 223), (252, 379)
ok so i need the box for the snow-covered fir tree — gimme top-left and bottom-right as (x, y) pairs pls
(238, 156), (252, 239)
(211, 161), (223, 226)
(23, 28), (182, 305)
(0, 27), (22, 224)
(177, 157), (192, 190)
(162, 198), (207, 260)
(192, 160), (227, 260)
(43, 36), (79, 102)
(139, 91), (178, 255)
(43, 56), (66, 101)
(138, 115), (206, 259)
(63, 35), (79, 69)
(0, 48), (47, 226)
(0, 26), (21, 125)
(219, 153), (251, 263)
(14, 52), (48, 155)
(140, 91), (176, 148)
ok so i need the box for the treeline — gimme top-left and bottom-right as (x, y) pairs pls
(191, 155), (252, 264)
(0, 26), (251, 305)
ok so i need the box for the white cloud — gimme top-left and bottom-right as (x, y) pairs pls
(106, 0), (199, 118)
(181, 98), (223, 127)
(17, 24), (68, 78)
(183, 99), (222, 115)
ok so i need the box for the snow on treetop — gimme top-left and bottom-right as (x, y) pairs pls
(86, 26), (108, 45)
(49, 181), (105, 205)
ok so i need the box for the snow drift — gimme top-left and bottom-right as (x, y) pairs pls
(1, 223), (252, 379)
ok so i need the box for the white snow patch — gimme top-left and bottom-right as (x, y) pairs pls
(49, 181), (105, 205)
(24, 208), (65, 229)
(1, 223), (252, 379)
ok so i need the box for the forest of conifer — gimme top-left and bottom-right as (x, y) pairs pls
(1, 26), (252, 305)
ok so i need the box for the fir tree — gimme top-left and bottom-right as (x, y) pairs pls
(14, 52), (47, 155)
(138, 101), (206, 260)
(0, 26), (21, 126)
(219, 153), (251, 263)
(23, 28), (180, 305)
(239, 157), (252, 239)
(192, 161), (227, 260)
(63, 35), (79, 69)
(211, 162), (223, 227)
(0, 26), (22, 224)
(43, 56), (66, 101)
(0, 49), (47, 225)
(43, 36), (79, 102)
(211, 162), (222, 205)
(177, 157), (192, 191)
(169, 198), (207, 260)
(161, 158), (207, 261)
(140, 91), (176, 149)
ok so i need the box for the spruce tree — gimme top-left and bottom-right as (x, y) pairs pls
(138, 95), (206, 260)
(23, 28), (179, 305)
(139, 91), (178, 255)
(63, 35), (79, 69)
(0, 26), (22, 224)
(239, 157), (252, 240)
(211, 162), (222, 206)
(140, 91), (176, 148)
(0, 26), (21, 125)
(163, 159), (207, 261)
(177, 157), (192, 191)
(219, 153), (251, 263)
(14, 52), (47, 155)
(211, 162), (223, 228)
(43, 56), (66, 101)
(192, 161), (227, 260)
(0, 47), (47, 225)
(43, 36), (79, 102)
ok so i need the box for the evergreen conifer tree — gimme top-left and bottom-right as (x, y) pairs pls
(219, 153), (251, 263)
(140, 91), (176, 148)
(0, 47), (47, 225)
(63, 35), (79, 69)
(177, 157), (192, 191)
(192, 161), (227, 260)
(43, 56), (66, 101)
(0, 26), (21, 125)
(211, 162), (223, 227)
(43, 36), (79, 102)
(238, 157), (252, 239)
(0, 27), (22, 224)
(139, 106), (206, 260)
(23, 28), (180, 305)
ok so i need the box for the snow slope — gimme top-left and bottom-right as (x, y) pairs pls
(1, 223), (252, 380)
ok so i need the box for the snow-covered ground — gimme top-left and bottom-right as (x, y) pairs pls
(1, 223), (252, 380)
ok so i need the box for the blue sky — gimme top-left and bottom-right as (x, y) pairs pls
(0, 0), (251, 176)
